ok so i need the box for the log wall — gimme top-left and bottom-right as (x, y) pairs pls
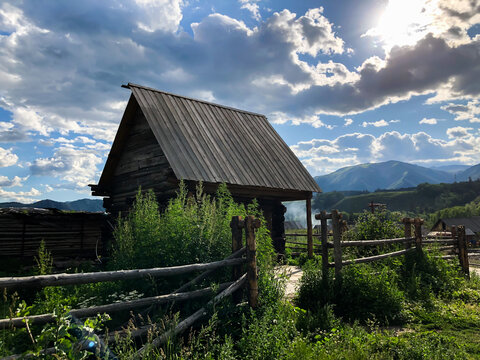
(105, 107), (177, 214)
(0, 208), (107, 258)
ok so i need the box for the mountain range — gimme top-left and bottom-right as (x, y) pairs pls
(0, 199), (104, 212)
(314, 160), (480, 192)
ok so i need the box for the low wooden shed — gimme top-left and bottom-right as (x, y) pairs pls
(90, 83), (321, 253)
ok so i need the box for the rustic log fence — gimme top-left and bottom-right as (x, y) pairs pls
(0, 215), (260, 358)
(285, 211), (472, 278)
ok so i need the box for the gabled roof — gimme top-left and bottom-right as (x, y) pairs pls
(97, 83), (321, 194)
(441, 216), (480, 233)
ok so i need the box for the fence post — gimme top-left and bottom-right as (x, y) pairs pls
(245, 215), (260, 308)
(320, 211), (329, 280)
(457, 225), (470, 278)
(332, 209), (343, 280)
(414, 218), (423, 253)
(231, 216), (244, 304)
(402, 218), (412, 249)
(306, 196), (313, 259)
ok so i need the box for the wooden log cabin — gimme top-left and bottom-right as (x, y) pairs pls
(89, 83), (321, 254)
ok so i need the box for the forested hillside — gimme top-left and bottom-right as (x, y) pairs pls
(313, 179), (480, 214)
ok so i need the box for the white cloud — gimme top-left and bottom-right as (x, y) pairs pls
(239, 0), (261, 21)
(344, 118), (353, 126)
(270, 111), (334, 129)
(0, 187), (41, 203)
(0, 175), (27, 187)
(441, 99), (480, 123)
(420, 118), (438, 125)
(361, 119), (389, 127)
(134, 0), (183, 32)
(0, 146), (18, 167)
(29, 147), (103, 188)
(291, 130), (480, 175)
(446, 126), (473, 138)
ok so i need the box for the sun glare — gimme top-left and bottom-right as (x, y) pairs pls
(370, 0), (437, 49)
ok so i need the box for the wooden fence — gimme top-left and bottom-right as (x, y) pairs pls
(286, 210), (472, 278)
(0, 215), (260, 358)
(0, 208), (108, 259)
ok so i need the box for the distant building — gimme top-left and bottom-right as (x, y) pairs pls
(431, 216), (480, 244)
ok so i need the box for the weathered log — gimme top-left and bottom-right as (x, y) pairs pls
(327, 237), (415, 247)
(245, 216), (259, 309)
(0, 258), (246, 289)
(330, 248), (416, 267)
(331, 210), (343, 279)
(0, 282), (233, 329)
(422, 239), (456, 245)
(136, 273), (247, 355)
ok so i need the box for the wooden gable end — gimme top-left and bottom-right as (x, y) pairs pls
(93, 97), (177, 213)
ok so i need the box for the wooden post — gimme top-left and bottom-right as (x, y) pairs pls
(320, 211), (329, 280)
(231, 216), (244, 303)
(402, 218), (412, 249)
(457, 225), (470, 278)
(306, 196), (313, 258)
(245, 215), (260, 308)
(332, 210), (343, 279)
(414, 218), (423, 253)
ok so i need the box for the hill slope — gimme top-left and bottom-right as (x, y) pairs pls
(457, 163), (480, 182)
(314, 160), (454, 192)
(0, 199), (104, 212)
(314, 180), (480, 214)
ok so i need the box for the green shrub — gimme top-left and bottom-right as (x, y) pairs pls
(400, 250), (464, 300)
(297, 264), (405, 326)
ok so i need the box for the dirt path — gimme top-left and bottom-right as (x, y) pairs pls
(275, 265), (303, 300)
(470, 266), (480, 277)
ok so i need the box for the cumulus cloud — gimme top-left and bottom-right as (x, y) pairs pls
(0, 187), (41, 203)
(361, 119), (389, 127)
(239, 0), (261, 21)
(420, 118), (438, 125)
(0, 146), (18, 167)
(447, 126), (473, 138)
(441, 99), (480, 122)
(344, 118), (353, 126)
(270, 111), (334, 129)
(0, 0), (478, 135)
(29, 147), (103, 188)
(292, 130), (480, 175)
(0, 175), (27, 187)
(0, 121), (28, 142)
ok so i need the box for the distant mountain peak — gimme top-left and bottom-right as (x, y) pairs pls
(315, 160), (458, 192)
(0, 198), (104, 212)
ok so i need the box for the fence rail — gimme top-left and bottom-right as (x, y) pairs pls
(286, 211), (472, 278)
(1, 215), (261, 359)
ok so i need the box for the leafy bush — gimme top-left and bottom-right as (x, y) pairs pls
(111, 182), (272, 270)
(297, 264), (405, 326)
(344, 210), (403, 241)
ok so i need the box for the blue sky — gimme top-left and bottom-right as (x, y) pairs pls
(0, 0), (479, 202)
